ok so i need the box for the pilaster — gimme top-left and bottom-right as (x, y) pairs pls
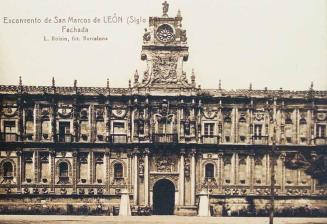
(144, 148), (149, 206)
(179, 149), (185, 206)
(50, 149), (56, 193)
(217, 152), (223, 192)
(133, 150), (139, 204)
(34, 150), (39, 183)
(190, 149), (196, 205)
(89, 151), (94, 183)
(280, 153), (286, 194)
(249, 153), (255, 193)
(16, 150), (22, 193)
(105, 149), (110, 193)
(72, 150), (77, 194)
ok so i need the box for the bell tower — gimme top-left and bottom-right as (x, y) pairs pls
(133, 1), (196, 90)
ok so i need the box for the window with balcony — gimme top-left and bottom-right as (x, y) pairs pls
(113, 122), (125, 133)
(41, 120), (50, 141)
(3, 162), (13, 178)
(224, 156), (232, 184)
(254, 124), (262, 139)
(204, 123), (214, 136)
(59, 162), (68, 177)
(58, 162), (69, 184)
(153, 119), (177, 143)
(3, 121), (16, 142)
(58, 122), (71, 142)
(316, 124), (326, 138)
(114, 163), (123, 179)
(205, 163), (214, 179)
(203, 123), (218, 144)
(112, 122), (127, 143)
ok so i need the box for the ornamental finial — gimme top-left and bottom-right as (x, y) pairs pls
(177, 9), (181, 17)
(162, 1), (169, 17)
(107, 78), (110, 89)
(134, 70), (139, 84)
(310, 81), (314, 91)
(74, 79), (77, 88)
(52, 77), (55, 87)
(218, 79), (222, 90)
(191, 69), (195, 84)
(19, 76), (22, 86)
(249, 82), (252, 90)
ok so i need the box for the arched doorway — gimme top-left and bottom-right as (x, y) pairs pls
(153, 179), (175, 215)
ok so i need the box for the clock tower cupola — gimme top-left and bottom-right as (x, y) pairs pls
(133, 1), (196, 90)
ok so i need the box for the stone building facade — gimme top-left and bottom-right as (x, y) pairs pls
(0, 3), (326, 216)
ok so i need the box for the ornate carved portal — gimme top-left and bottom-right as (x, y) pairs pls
(149, 174), (179, 191)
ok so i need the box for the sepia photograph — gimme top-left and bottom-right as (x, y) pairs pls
(0, 0), (326, 223)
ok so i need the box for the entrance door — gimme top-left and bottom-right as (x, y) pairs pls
(153, 179), (175, 215)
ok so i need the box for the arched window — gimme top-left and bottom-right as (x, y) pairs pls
(205, 163), (214, 179)
(3, 162), (13, 177)
(59, 162), (68, 177)
(114, 163), (123, 179)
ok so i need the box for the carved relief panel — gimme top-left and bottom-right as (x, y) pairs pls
(150, 154), (178, 173)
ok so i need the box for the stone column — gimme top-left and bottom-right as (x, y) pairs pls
(218, 153), (223, 193)
(50, 150), (56, 193)
(310, 152), (317, 194)
(266, 154), (270, 185)
(133, 151), (138, 204)
(105, 149), (110, 193)
(190, 149), (196, 205)
(16, 150), (22, 193)
(34, 150), (39, 183)
(179, 149), (185, 206)
(249, 153), (255, 193)
(233, 153), (238, 185)
(105, 103), (111, 142)
(90, 105), (96, 142)
(34, 104), (41, 141)
(127, 152), (133, 193)
(234, 107), (238, 143)
(280, 153), (286, 193)
(144, 149), (149, 206)
(51, 98), (57, 142)
(17, 95), (24, 142)
(89, 151), (94, 184)
(72, 150), (77, 194)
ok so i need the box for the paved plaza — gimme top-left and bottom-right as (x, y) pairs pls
(0, 216), (326, 224)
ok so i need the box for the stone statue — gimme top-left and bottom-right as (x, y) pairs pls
(143, 28), (151, 42)
(162, 1), (169, 16)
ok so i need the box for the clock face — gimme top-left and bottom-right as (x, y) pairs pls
(156, 24), (175, 43)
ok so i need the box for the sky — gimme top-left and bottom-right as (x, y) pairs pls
(0, 0), (326, 90)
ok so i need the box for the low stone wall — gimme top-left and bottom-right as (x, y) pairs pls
(0, 195), (327, 216)
(0, 195), (121, 215)
(209, 196), (327, 217)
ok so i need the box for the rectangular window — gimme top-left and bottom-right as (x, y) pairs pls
(59, 122), (70, 142)
(4, 121), (16, 141)
(317, 125), (326, 138)
(254, 124), (262, 138)
(113, 122), (125, 134)
(204, 123), (214, 136)
(4, 121), (15, 133)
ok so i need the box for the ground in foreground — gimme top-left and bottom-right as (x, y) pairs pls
(0, 215), (327, 224)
